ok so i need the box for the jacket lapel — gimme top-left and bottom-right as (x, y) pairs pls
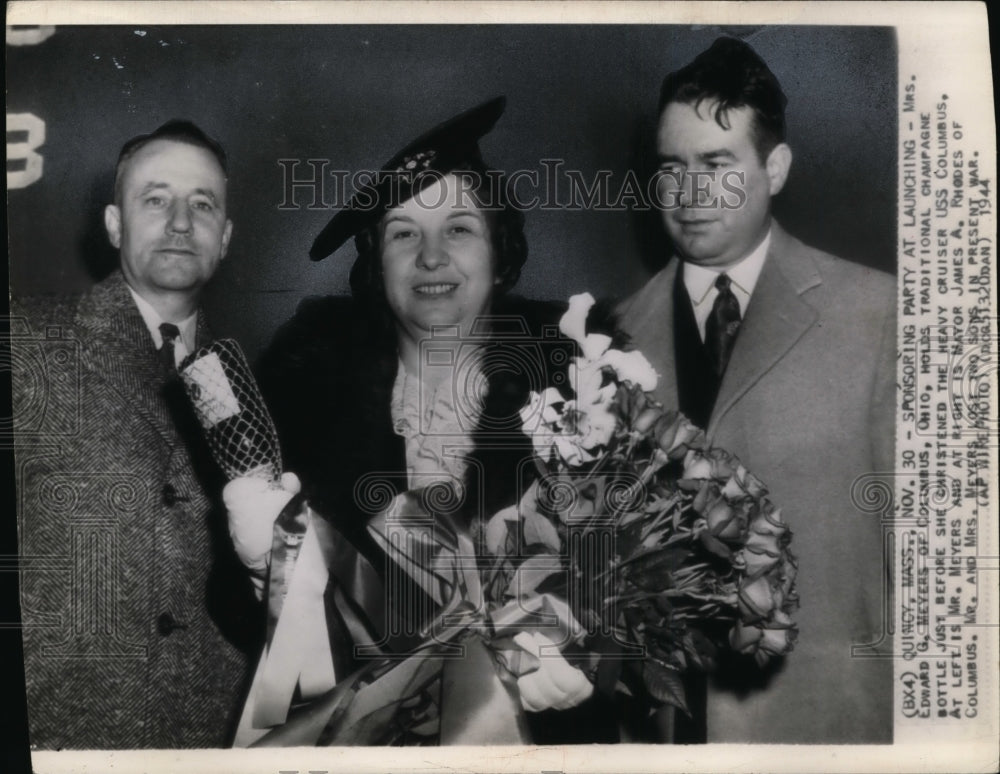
(73, 272), (178, 446)
(619, 260), (681, 414)
(708, 223), (820, 437)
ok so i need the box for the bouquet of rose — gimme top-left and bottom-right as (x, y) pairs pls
(242, 293), (797, 745)
(484, 292), (799, 714)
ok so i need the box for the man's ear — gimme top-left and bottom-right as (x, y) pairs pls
(221, 219), (233, 259)
(766, 143), (793, 196)
(104, 204), (123, 249)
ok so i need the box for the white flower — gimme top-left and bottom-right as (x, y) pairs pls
(569, 358), (617, 409)
(595, 349), (658, 392)
(538, 387), (565, 425)
(560, 293), (595, 346)
(522, 293), (661, 468)
(554, 434), (598, 467)
(560, 293), (613, 361)
(521, 388), (569, 463)
(577, 402), (618, 449)
(520, 388), (564, 431)
(559, 292), (658, 392)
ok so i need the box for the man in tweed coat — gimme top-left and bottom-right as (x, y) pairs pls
(14, 121), (254, 748)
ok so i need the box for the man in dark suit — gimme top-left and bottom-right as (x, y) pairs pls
(619, 38), (895, 743)
(13, 121), (253, 748)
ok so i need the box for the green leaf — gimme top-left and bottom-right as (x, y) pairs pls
(620, 508), (647, 525)
(613, 521), (644, 560)
(699, 531), (732, 559)
(484, 505), (518, 556)
(622, 545), (687, 571)
(643, 660), (690, 715)
(509, 554), (563, 598)
(534, 568), (568, 598)
(682, 630), (718, 671)
(523, 509), (561, 552)
(623, 547), (689, 591)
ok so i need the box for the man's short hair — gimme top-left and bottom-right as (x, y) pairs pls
(659, 37), (788, 160)
(113, 119), (228, 204)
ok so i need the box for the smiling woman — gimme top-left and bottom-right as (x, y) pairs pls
(219, 98), (620, 746)
(379, 174), (496, 356)
(258, 97), (533, 511)
(375, 174), (500, 384)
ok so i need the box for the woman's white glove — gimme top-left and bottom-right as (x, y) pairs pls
(223, 472), (302, 579)
(513, 631), (594, 712)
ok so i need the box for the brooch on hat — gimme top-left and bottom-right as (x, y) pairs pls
(397, 149), (437, 173)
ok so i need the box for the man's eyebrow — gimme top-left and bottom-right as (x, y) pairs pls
(699, 149), (737, 161)
(134, 183), (220, 202)
(658, 149), (737, 164)
(136, 181), (169, 195)
(191, 188), (220, 202)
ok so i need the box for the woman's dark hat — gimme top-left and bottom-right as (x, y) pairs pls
(310, 96), (507, 261)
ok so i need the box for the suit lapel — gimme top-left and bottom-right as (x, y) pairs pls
(74, 272), (178, 446)
(620, 260), (681, 414)
(708, 223), (820, 437)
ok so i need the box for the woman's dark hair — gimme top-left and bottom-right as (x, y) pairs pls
(348, 159), (528, 315)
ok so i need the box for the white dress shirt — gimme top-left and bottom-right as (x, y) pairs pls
(127, 286), (197, 367)
(682, 229), (771, 341)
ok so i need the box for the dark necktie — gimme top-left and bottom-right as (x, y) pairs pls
(705, 273), (741, 377)
(159, 322), (180, 373)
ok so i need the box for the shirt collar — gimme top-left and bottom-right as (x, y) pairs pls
(126, 285), (198, 352)
(683, 227), (772, 307)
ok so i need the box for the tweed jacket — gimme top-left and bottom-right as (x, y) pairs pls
(618, 221), (896, 743)
(13, 271), (255, 749)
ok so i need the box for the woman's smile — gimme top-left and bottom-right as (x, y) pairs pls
(413, 282), (460, 296)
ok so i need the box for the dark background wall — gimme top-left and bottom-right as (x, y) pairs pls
(6, 25), (896, 361)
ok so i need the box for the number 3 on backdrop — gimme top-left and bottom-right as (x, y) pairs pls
(7, 25), (54, 190)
